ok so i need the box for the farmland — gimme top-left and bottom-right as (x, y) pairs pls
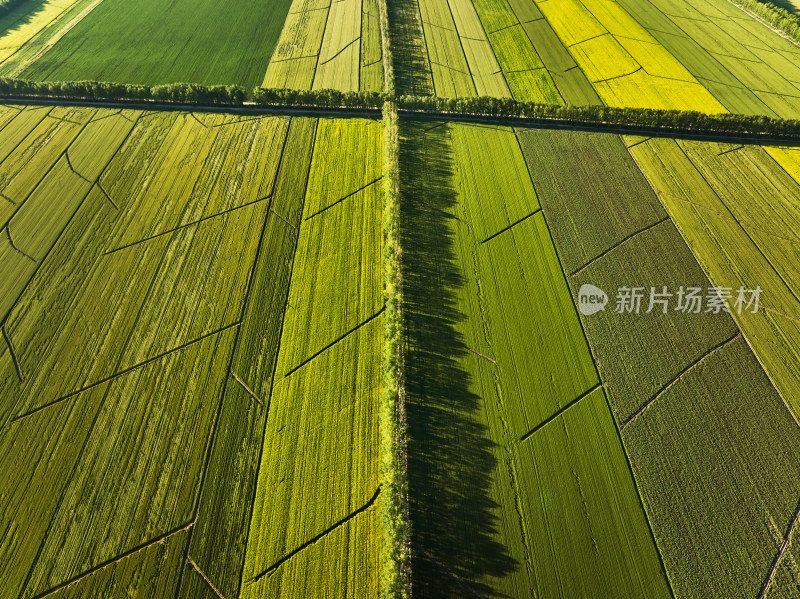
(400, 121), (671, 597)
(15, 0), (294, 88)
(0, 107), (384, 598)
(517, 126), (800, 599)
(3, 0), (800, 597)
(261, 0), (385, 92)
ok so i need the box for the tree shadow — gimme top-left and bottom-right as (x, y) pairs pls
(400, 121), (517, 597)
(764, 0), (799, 13)
(388, 0), (434, 96)
(0, 0), (51, 40)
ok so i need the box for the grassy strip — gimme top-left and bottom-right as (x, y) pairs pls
(381, 99), (410, 598)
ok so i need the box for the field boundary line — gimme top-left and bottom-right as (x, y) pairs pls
(4, 224), (36, 261)
(303, 176), (382, 220)
(103, 195), (272, 256)
(31, 519), (195, 599)
(11, 320), (242, 423)
(249, 486), (381, 584)
(2, 319), (23, 381)
(410, 541), (485, 598)
(622, 332), (741, 428)
(283, 305), (386, 377)
(570, 215), (670, 276)
(480, 207), (542, 244)
(230, 372), (264, 406)
(758, 497), (800, 599)
(187, 556), (228, 599)
(519, 383), (602, 442)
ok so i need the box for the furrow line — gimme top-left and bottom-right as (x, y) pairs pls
(519, 383), (602, 442)
(284, 305), (386, 377)
(570, 216), (670, 276)
(31, 520), (196, 599)
(249, 486), (381, 584)
(622, 332), (741, 428)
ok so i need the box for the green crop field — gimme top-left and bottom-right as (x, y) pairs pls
(0, 107), (384, 598)
(2, 0), (800, 597)
(14, 0), (294, 88)
(400, 121), (671, 598)
(262, 0), (384, 92)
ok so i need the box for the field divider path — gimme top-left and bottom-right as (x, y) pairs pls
(9, 320), (242, 423)
(519, 382), (602, 442)
(4, 224), (36, 261)
(186, 556), (228, 599)
(758, 496), (800, 599)
(480, 207), (542, 244)
(102, 195), (273, 256)
(230, 372), (264, 407)
(570, 216), (670, 277)
(622, 332), (742, 429)
(31, 519), (196, 599)
(465, 346), (495, 363)
(303, 176), (382, 220)
(96, 182), (119, 209)
(283, 305), (386, 377)
(249, 486), (382, 584)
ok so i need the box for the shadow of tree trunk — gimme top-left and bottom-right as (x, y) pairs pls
(399, 120), (516, 597)
(388, 0), (434, 96)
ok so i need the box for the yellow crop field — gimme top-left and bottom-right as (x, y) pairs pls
(537, 0), (728, 112)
